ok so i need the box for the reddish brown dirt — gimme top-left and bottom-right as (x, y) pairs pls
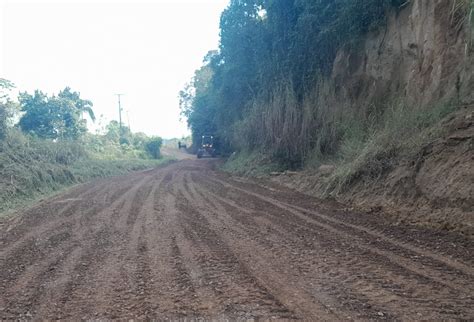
(0, 159), (473, 320)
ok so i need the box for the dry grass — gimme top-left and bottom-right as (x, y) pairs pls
(451, 0), (474, 54)
(226, 96), (461, 202)
(325, 101), (459, 195)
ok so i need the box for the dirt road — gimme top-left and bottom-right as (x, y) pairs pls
(0, 159), (473, 320)
(160, 146), (194, 160)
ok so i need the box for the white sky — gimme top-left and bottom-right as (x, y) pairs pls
(0, 0), (228, 138)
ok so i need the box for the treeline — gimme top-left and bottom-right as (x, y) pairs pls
(0, 79), (163, 160)
(180, 0), (409, 166)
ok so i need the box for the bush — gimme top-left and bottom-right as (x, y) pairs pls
(145, 136), (163, 159)
(0, 130), (83, 212)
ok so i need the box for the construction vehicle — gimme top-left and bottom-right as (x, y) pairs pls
(178, 141), (187, 149)
(197, 135), (216, 158)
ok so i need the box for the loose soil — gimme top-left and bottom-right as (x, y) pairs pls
(0, 159), (472, 320)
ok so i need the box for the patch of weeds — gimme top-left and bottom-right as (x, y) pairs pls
(326, 101), (459, 194)
(222, 150), (285, 177)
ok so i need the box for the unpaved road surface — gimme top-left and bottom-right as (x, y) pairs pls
(161, 146), (194, 160)
(1, 160), (473, 320)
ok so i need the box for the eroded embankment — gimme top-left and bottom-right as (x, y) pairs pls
(271, 108), (473, 235)
(267, 0), (474, 236)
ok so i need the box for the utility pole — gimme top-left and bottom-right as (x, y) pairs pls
(115, 94), (124, 141)
(126, 110), (131, 132)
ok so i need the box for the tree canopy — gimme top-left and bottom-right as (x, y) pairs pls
(19, 87), (95, 140)
(181, 0), (398, 163)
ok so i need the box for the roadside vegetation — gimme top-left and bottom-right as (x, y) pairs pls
(181, 0), (408, 161)
(181, 0), (472, 191)
(315, 101), (460, 194)
(0, 78), (168, 214)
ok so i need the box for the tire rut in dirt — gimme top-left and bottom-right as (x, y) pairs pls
(206, 174), (473, 280)
(0, 170), (159, 319)
(213, 172), (474, 265)
(174, 192), (295, 320)
(194, 171), (474, 319)
(187, 173), (399, 319)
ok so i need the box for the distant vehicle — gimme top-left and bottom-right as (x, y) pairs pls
(197, 135), (216, 158)
(178, 141), (187, 149)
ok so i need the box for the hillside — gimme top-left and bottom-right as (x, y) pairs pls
(182, 0), (474, 234)
(269, 0), (474, 235)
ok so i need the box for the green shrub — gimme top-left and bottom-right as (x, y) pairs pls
(145, 136), (163, 159)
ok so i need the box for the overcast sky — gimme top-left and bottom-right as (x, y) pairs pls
(0, 0), (228, 138)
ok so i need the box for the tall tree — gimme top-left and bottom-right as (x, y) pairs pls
(19, 88), (95, 140)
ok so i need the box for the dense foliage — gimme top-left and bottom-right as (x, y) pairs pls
(145, 137), (163, 159)
(181, 0), (403, 165)
(18, 88), (95, 140)
(0, 84), (163, 160)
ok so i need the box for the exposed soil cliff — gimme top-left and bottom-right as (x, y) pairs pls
(272, 0), (474, 235)
(331, 0), (473, 110)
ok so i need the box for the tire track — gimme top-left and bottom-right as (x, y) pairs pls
(207, 176), (474, 285)
(212, 174), (473, 272)
(175, 193), (296, 320)
(0, 168), (159, 319)
(1, 159), (472, 320)
(186, 173), (418, 319)
(196, 172), (473, 318)
(176, 173), (341, 319)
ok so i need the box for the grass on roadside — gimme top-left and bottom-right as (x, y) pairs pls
(223, 100), (461, 197)
(221, 150), (285, 177)
(0, 130), (174, 216)
(0, 157), (173, 217)
(326, 101), (459, 194)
